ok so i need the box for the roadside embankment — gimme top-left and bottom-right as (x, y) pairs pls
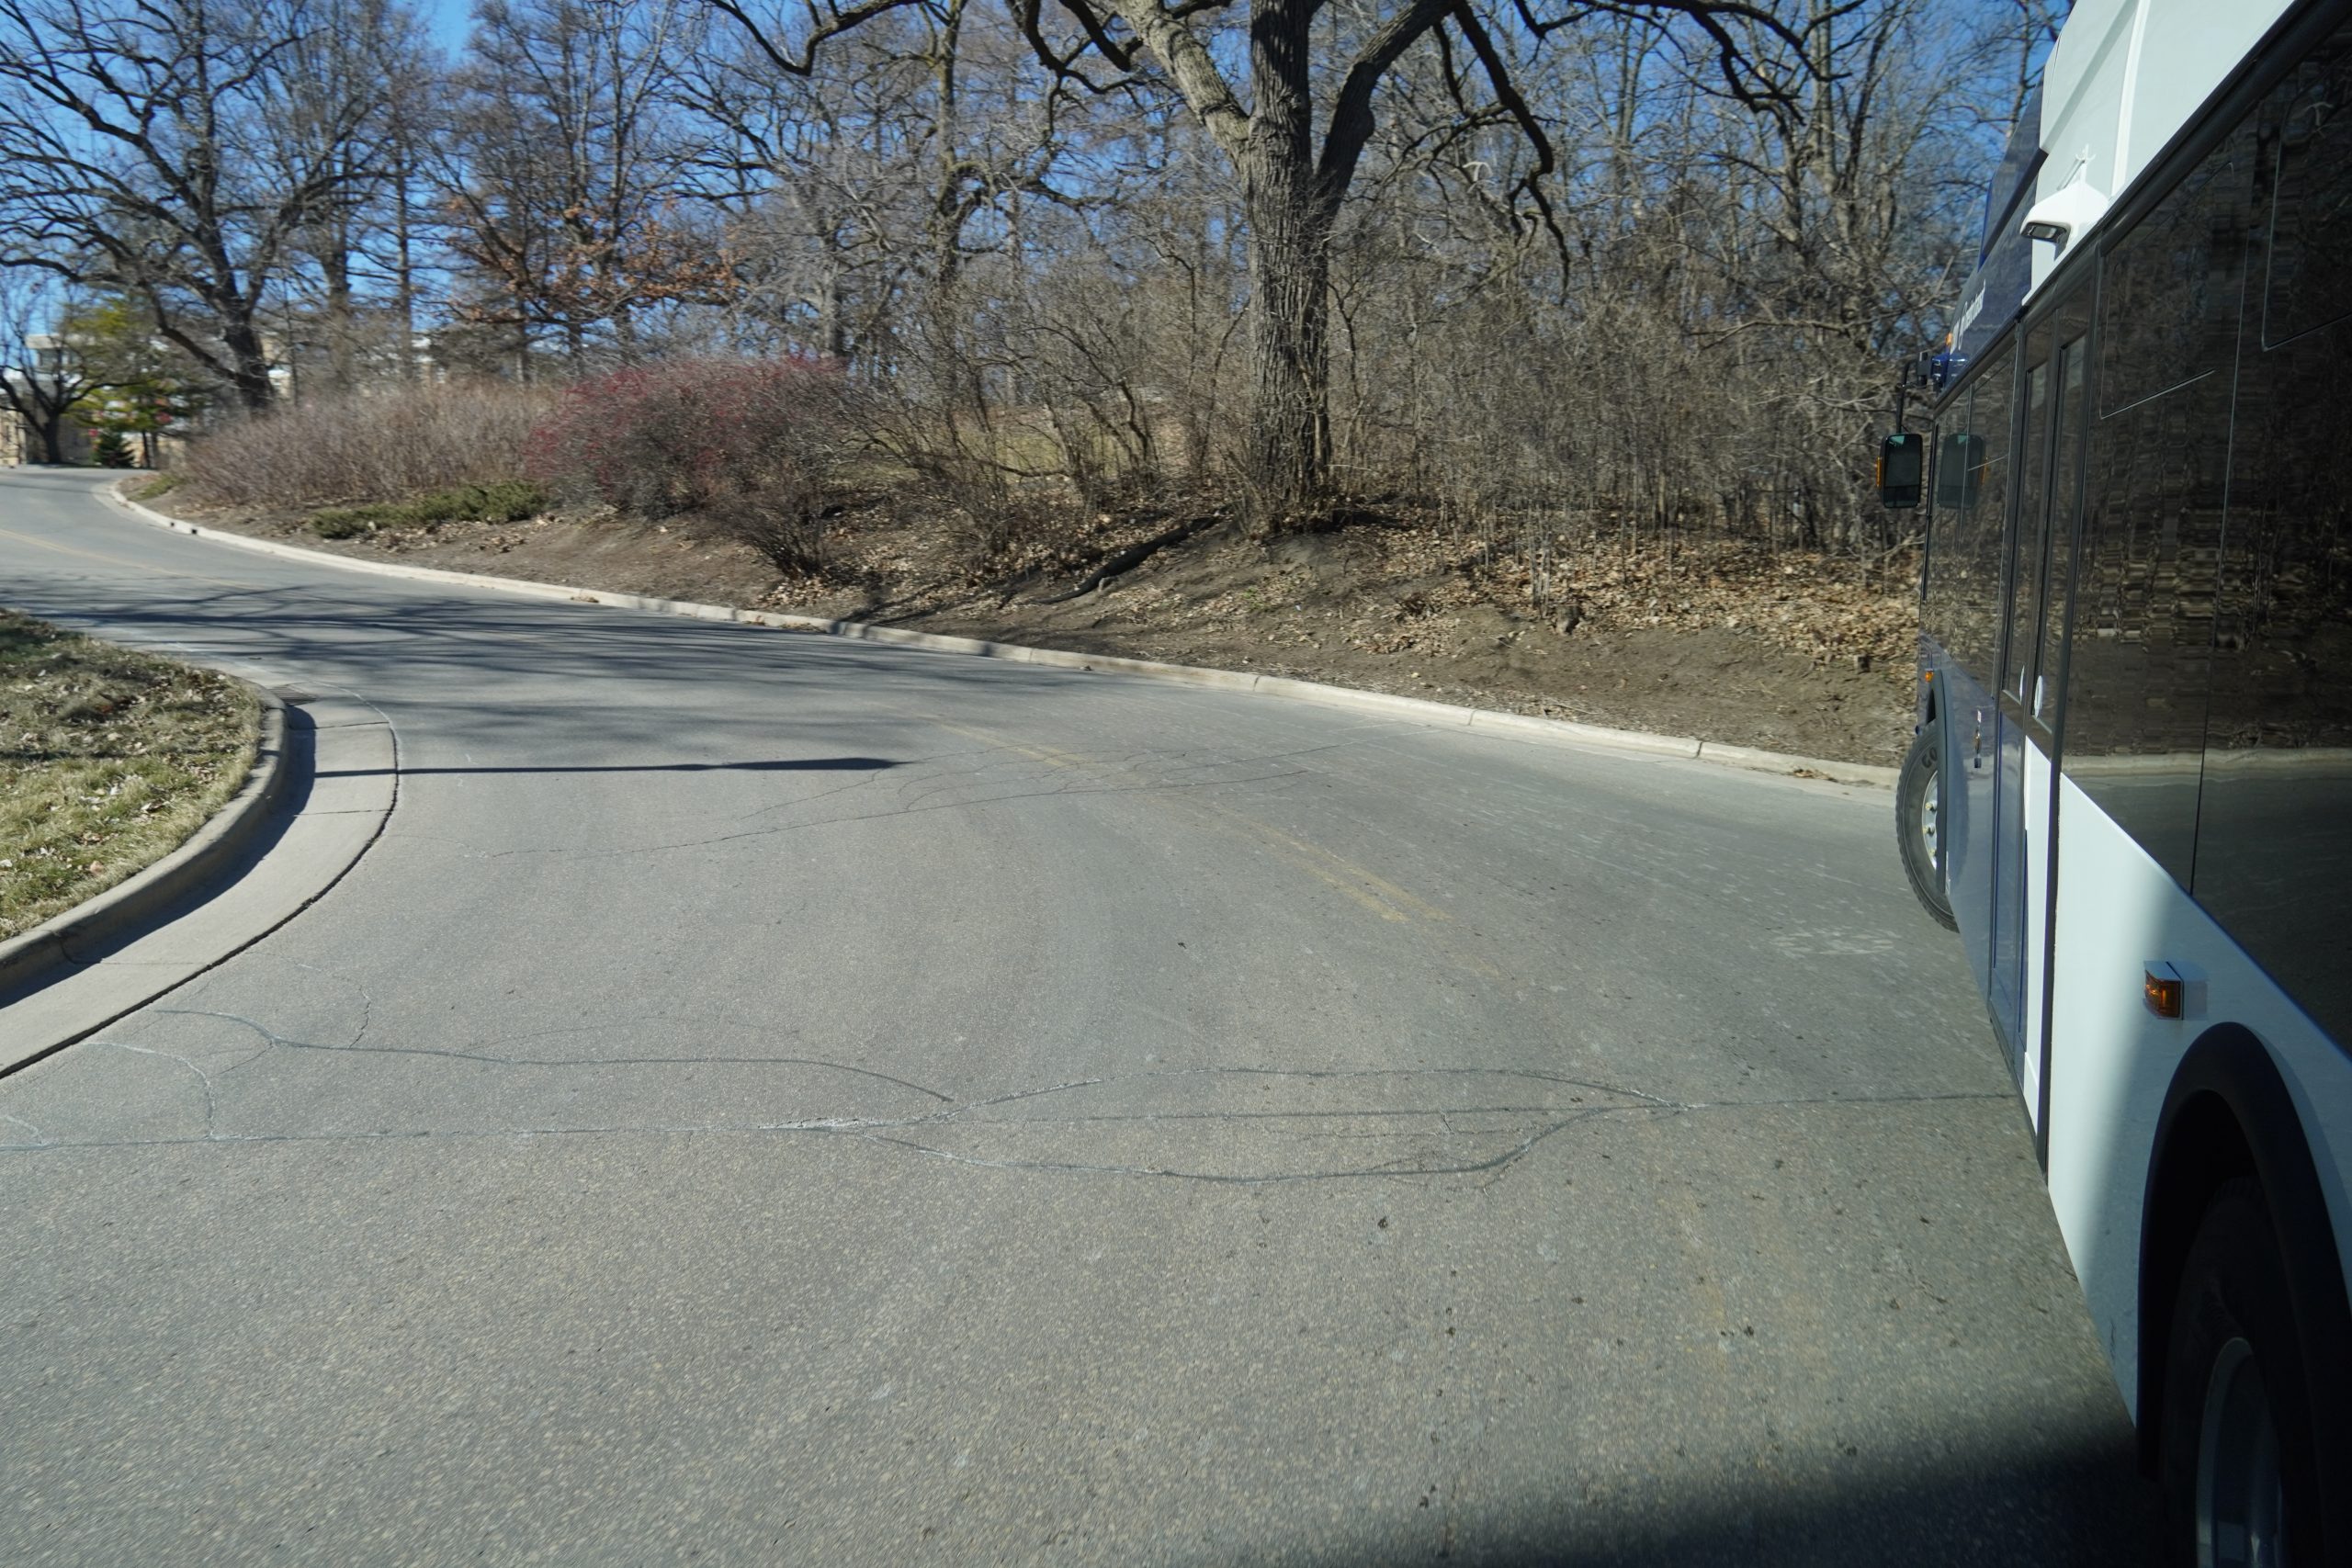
(139, 481), (1919, 767)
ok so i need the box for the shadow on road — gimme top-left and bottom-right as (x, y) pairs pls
(0, 512), (2174, 1566)
(1280, 1424), (2162, 1566)
(24, 580), (1097, 745)
(317, 756), (901, 776)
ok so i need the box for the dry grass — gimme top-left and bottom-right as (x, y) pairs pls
(1, 609), (259, 941)
(175, 380), (557, 508)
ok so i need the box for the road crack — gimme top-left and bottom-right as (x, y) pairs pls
(4, 1023), (2009, 1185)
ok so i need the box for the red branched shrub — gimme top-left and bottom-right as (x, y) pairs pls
(527, 356), (855, 573)
(526, 357), (843, 516)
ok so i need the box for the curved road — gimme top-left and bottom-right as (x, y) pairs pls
(1, 469), (2152, 1563)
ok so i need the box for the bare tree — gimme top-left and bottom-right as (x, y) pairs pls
(0, 274), (104, 462)
(435, 0), (726, 370)
(0, 0), (398, 409)
(0, 0), (2031, 570)
(266, 0), (436, 392)
(707, 0), (1816, 515)
(672, 8), (956, 361)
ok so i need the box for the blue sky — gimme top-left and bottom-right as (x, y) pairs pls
(418, 0), (470, 55)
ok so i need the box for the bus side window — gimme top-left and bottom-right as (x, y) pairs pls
(2037, 313), (2093, 729)
(1925, 354), (2013, 683)
(2197, 26), (2352, 1047)
(2060, 117), (2253, 886)
(1936, 433), (1983, 510)
(2006, 356), (2052, 706)
(1923, 385), (1977, 652)
(2258, 37), (2352, 347)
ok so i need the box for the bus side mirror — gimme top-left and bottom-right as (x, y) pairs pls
(1878, 432), (1924, 509)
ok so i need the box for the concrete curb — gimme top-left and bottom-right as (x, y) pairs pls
(107, 479), (1898, 790)
(0, 684), (400, 1077)
(0, 682), (288, 998)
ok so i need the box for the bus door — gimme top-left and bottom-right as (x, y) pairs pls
(1937, 344), (2014, 1007)
(1990, 296), (2088, 1102)
(1987, 346), (2051, 1075)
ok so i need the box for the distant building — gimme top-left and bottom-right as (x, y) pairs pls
(0, 378), (94, 465)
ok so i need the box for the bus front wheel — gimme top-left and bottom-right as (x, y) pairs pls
(2159, 1179), (2323, 1567)
(1895, 726), (1956, 930)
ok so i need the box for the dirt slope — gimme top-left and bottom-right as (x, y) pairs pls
(143, 490), (1920, 764)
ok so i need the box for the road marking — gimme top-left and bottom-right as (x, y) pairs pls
(917, 711), (1460, 931)
(1239, 818), (1454, 926)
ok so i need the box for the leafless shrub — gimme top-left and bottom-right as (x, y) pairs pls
(527, 356), (847, 515)
(529, 355), (862, 576)
(175, 381), (557, 508)
(851, 305), (1081, 576)
(697, 484), (832, 576)
(899, 441), (1076, 578)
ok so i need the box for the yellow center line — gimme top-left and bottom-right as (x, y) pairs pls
(1238, 818), (1456, 925)
(917, 711), (1450, 931)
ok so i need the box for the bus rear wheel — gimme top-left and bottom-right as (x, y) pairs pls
(1895, 726), (1956, 930)
(2159, 1179), (2323, 1567)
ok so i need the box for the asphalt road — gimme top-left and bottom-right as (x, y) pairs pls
(0, 468), (2157, 1564)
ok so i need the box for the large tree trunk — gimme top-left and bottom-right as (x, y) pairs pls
(220, 316), (277, 411)
(394, 142), (419, 379)
(322, 243), (357, 394)
(1243, 0), (1334, 514)
(1245, 173), (1335, 513)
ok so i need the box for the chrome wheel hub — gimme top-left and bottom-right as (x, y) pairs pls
(1920, 773), (1940, 874)
(2198, 1337), (2288, 1567)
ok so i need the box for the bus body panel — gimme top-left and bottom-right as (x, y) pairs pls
(1989, 707), (2031, 1074)
(2116, 0), (2295, 185)
(1947, 91), (2041, 381)
(2020, 734), (2052, 1125)
(1932, 647), (2054, 1119)
(2029, 0), (2296, 297)
(2046, 771), (2352, 1419)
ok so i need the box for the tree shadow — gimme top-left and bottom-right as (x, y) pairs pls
(0, 568), (1126, 770)
(1220, 1422), (2162, 1566)
(317, 756), (900, 778)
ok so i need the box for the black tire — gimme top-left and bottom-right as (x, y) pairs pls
(1895, 725), (1956, 930)
(2158, 1179), (2327, 1567)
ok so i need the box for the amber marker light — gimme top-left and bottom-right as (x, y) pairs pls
(2144, 963), (2185, 1020)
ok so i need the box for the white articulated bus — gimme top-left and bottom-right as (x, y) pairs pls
(1890, 0), (2352, 1560)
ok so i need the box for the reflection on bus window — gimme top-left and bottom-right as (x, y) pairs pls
(2198, 32), (2352, 1046)
(1936, 432), (1983, 511)
(2259, 39), (2352, 347)
(2038, 333), (2088, 727)
(2006, 355), (2052, 705)
(1924, 345), (2013, 681)
(2061, 120), (2253, 886)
